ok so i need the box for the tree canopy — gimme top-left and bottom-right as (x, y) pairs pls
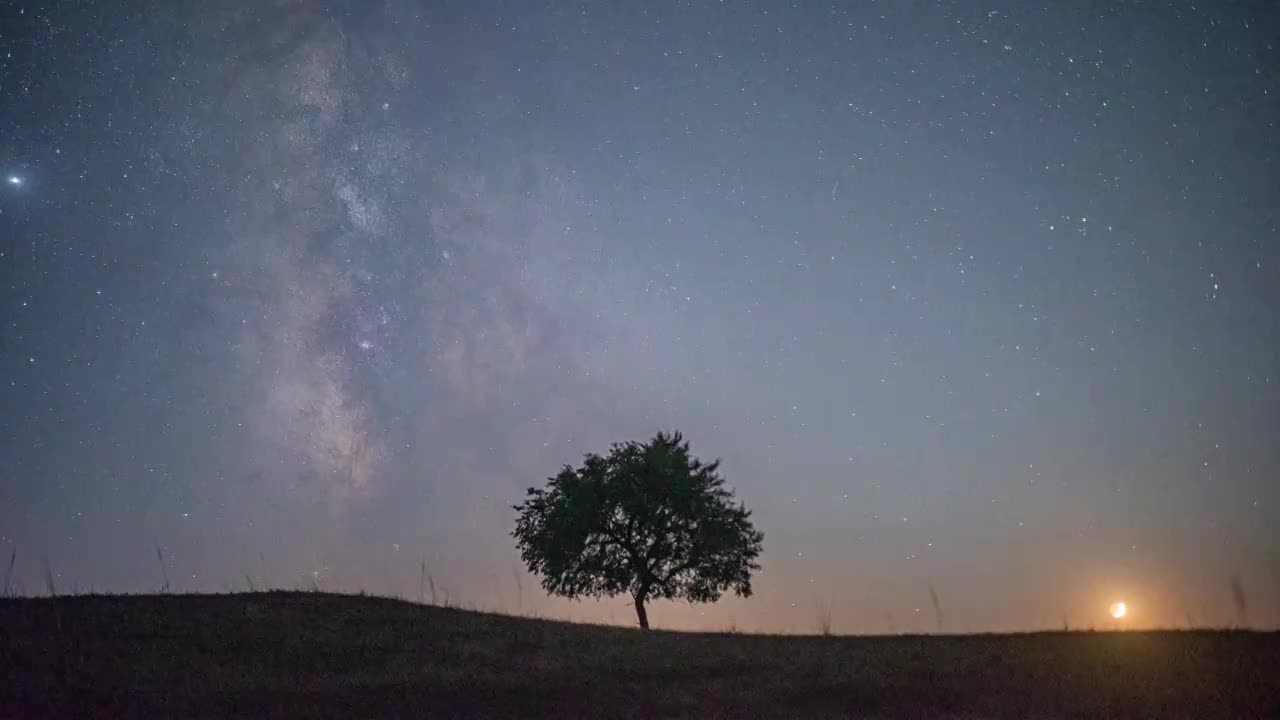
(512, 430), (763, 629)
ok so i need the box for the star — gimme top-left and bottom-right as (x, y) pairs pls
(6, 175), (21, 186)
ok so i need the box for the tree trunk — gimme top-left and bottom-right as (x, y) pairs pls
(634, 594), (650, 630)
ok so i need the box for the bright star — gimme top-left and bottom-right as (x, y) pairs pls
(6, 176), (21, 186)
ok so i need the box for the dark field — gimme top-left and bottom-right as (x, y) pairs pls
(2, 592), (1277, 719)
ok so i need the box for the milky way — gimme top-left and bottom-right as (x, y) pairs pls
(2, 0), (1277, 631)
(190, 4), (604, 506)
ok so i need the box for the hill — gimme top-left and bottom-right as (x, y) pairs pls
(2, 592), (1277, 718)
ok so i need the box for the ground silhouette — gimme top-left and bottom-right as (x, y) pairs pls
(3, 592), (1278, 719)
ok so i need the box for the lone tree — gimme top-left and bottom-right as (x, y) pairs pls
(512, 430), (764, 629)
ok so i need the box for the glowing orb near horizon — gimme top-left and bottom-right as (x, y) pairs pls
(1109, 601), (1127, 619)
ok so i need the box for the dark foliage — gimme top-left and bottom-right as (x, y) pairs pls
(513, 431), (764, 629)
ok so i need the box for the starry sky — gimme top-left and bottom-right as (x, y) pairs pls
(2, 0), (1278, 633)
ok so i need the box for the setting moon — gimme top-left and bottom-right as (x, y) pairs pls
(1109, 601), (1127, 619)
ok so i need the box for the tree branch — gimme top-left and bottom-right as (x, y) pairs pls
(658, 558), (699, 585)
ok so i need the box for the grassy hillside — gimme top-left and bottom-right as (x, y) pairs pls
(2, 592), (1277, 719)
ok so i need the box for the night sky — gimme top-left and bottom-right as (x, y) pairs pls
(2, 1), (1277, 633)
